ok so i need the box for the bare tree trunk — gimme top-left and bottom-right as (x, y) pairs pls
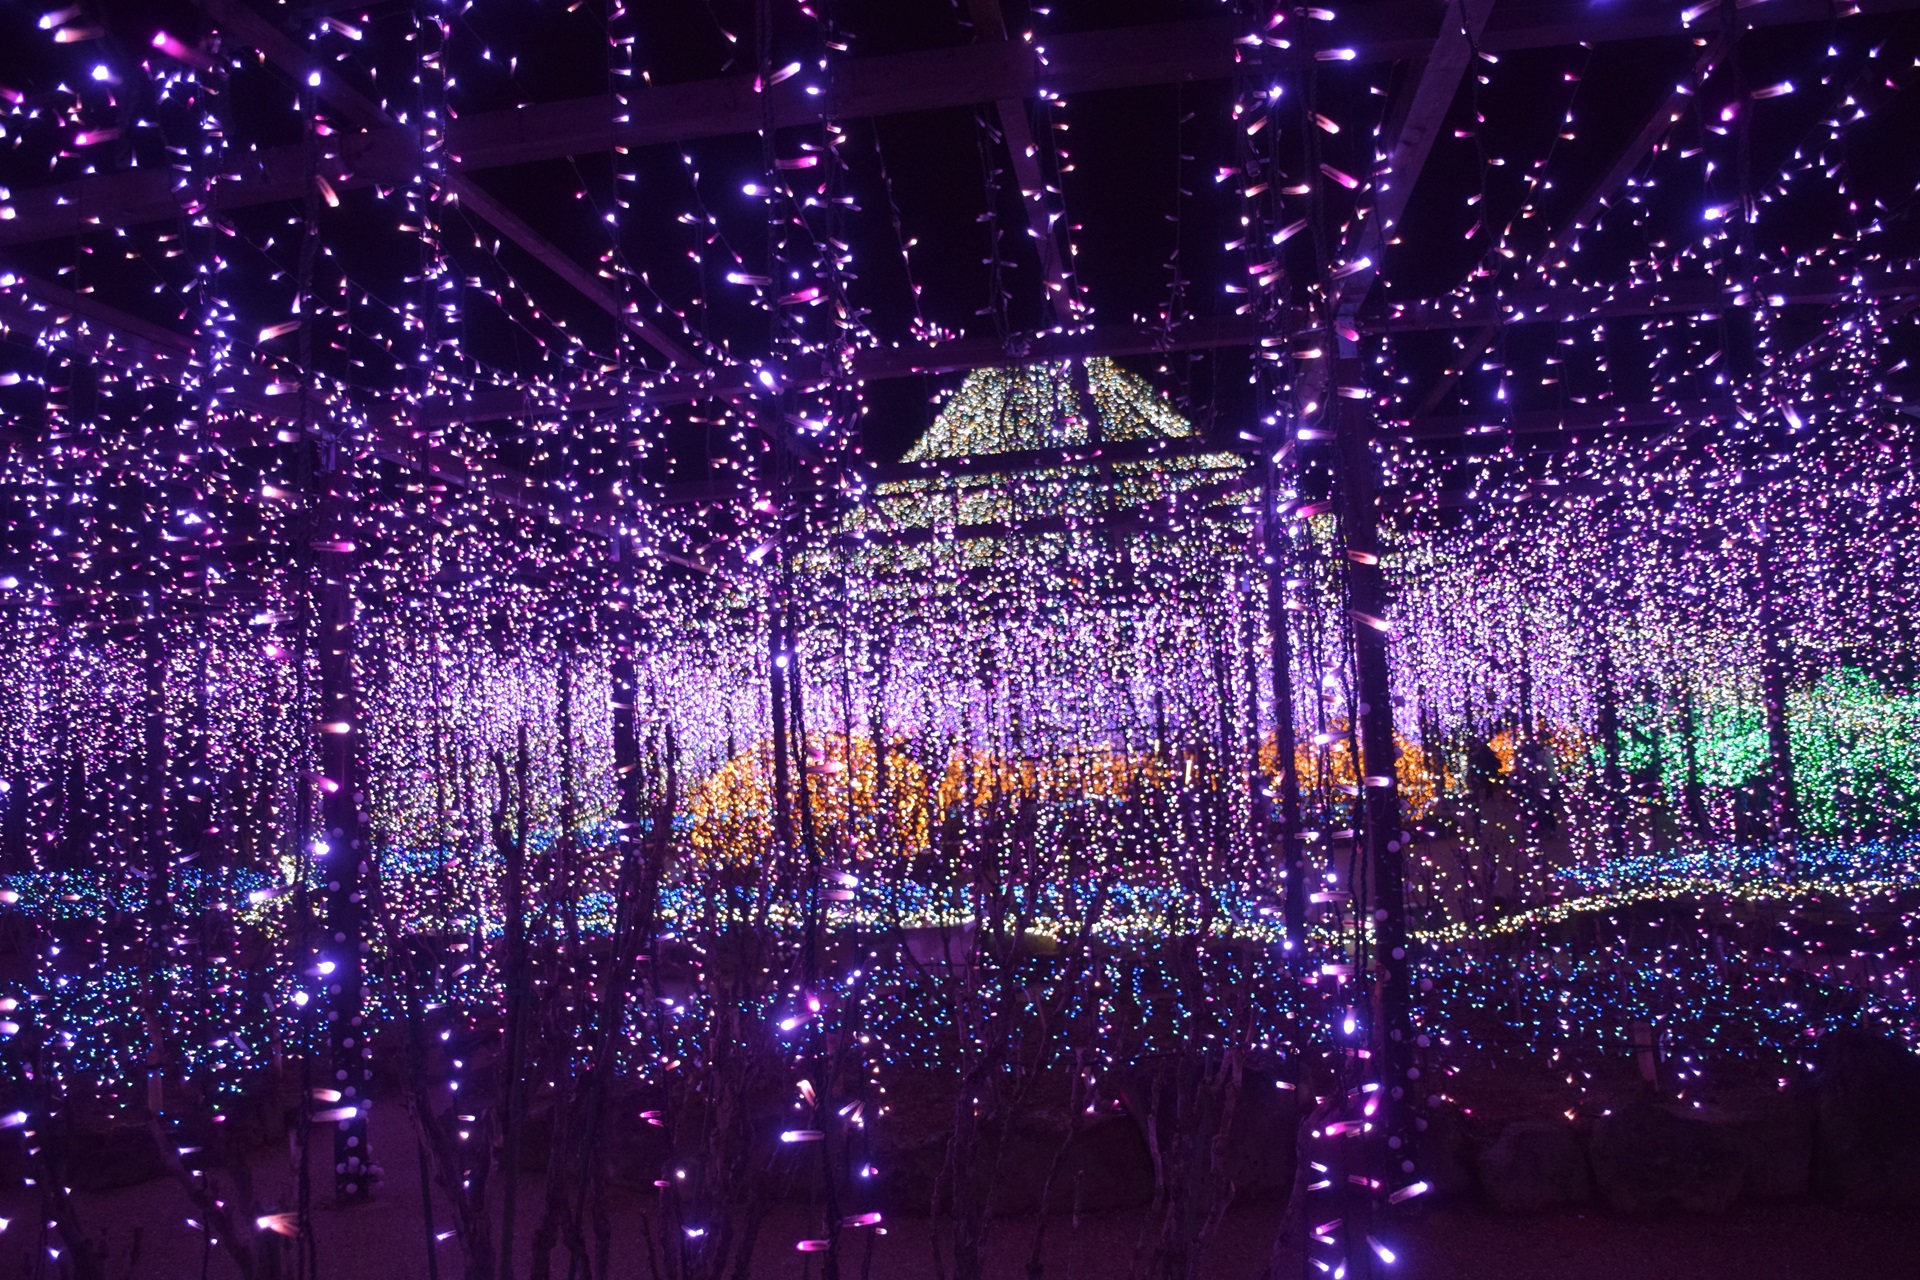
(497, 730), (533, 1280)
(1262, 1092), (1339, 1280)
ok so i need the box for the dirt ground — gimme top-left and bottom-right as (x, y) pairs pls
(4, 1102), (1918, 1280)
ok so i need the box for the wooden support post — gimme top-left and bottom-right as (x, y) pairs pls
(315, 465), (373, 1201)
(1319, 17), (1486, 1250)
(1259, 440), (1308, 954)
(1755, 529), (1797, 851)
(1331, 355), (1416, 1274)
(611, 645), (645, 879)
(1595, 636), (1630, 862)
(966, 0), (1078, 319)
(142, 620), (171, 1117)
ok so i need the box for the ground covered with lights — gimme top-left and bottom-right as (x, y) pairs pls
(3, 1), (1920, 1279)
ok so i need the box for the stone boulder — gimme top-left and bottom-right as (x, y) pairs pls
(980, 1113), (1158, 1216)
(1110, 1063), (1299, 1203)
(514, 1091), (673, 1187)
(1413, 1101), (1476, 1200)
(1475, 1120), (1588, 1213)
(63, 1123), (166, 1190)
(1589, 1102), (1746, 1214)
(1733, 1091), (1814, 1202)
(1043, 1116), (1157, 1213)
(868, 1112), (1155, 1218)
(1212, 1077), (1301, 1202)
(1809, 1031), (1920, 1208)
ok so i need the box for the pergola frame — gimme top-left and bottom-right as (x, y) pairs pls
(2, 0), (1913, 463)
(2, 1), (1909, 1247)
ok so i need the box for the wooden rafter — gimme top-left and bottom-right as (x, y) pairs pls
(966, 0), (1078, 320)
(189, 0), (696, 368)
(5, 0), (1915, 248)
(1328, 0), (1497, 334)
(0, 272), (623, 535)
(1389, 396), (1741, 442)
(1370, 263), (1920, 333)
(9, 262), (1911, 435)
(1408, 24), (1742, 420)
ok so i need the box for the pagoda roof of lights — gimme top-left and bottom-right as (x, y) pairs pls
(832, 359), (1245, 562)
(902, 358), (1203, 461)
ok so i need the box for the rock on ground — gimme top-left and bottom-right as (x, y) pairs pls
(1734, 1091), (1813, 1202)
(1588, 1102), (1746, 1215)
(1475, 1120), (1589, 1214)
(1808, 1031), (1920, 1208)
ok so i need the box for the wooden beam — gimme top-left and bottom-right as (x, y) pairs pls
(831, 477), (1250, 550)
(1330, 0), (1496, 331)
(454, 261), (1920, 411)
(12, 259), (1912, 438)
(0, 272), (196, 367)
(966, 0), (1078, 319)
(444, 179), (694, 365)
(847, 312), (1273, 381)
(264, 258), (1920, 429)
(188, 0), (696, 367)
(424, 312), (1273, 420)
(806, 261), (1920, 389)
(1409, 24), (1743, 420)
(1390, 396), (1741, 441)
(7, 0), (1917, 247)
(0, 271), (626, 533)
(1371, 263), (1920, 332)
(867, 432), (1242, 485)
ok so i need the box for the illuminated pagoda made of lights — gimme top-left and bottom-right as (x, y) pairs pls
(826, 357), (1245, 580)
